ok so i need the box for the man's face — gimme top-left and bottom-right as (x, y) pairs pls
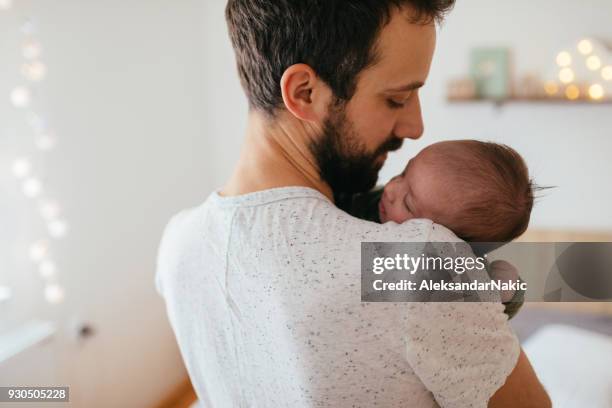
(311, 7), (437, 195)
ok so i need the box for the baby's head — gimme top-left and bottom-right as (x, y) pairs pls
(379, 140), (534, 242)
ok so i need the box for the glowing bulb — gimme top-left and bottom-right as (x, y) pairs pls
(39, 200), (60, 220)
(22, 40), (42, 59)
(556, 51), (572, 67)
(39, 260), (57, 278)
(10, 86), (31, 108)
(45, 284), (65, 304)
(578, 39), (593, 55)
(544, 81), (559, 96)
(23, 177), (43, 197)
(565, 84), (580, 100)
(559, 68), (575, 84)
(588, 84), (604, 100)
(29, 241), (48, 262)
(586, 55), (602, 71)
(0, 0), (12, 10)
(601, 66), (612, 81)
(22, 61), (47, 81)
(12, 158), (32, 178)
(48, 219), (68, 238)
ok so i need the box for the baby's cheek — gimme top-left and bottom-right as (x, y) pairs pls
(388, 207), (413, 224)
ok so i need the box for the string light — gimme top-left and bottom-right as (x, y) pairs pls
(10, 86), (31, 108)
(586, 55), (602, 71)
(588, 84), (604, 100)
(558, 68), (575, 84)
(29, 241), (49, 263)
(23, 177), (43, 198)
(44, 283), (64, 304)
(601, 66), (612, 81)
(565, 84), (580, 100)
(5, 12), (68, 304)
(12, 157), (32, 178)
(22, 60), (47, 82)
(544, 81), (559, 96)
(577, 39), (593, 55)
(556, 51), (572, 67)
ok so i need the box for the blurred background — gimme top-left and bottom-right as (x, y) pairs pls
(0, 0), (611, 407)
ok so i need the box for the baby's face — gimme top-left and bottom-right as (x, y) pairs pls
(379, 147), (449, 224)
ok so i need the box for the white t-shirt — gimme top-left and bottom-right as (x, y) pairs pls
(155, 187), (519, 407)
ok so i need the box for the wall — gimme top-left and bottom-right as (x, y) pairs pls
(202, 0), (612, 231)
(1, 1), (210, 406)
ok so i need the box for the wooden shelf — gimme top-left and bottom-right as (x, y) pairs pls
(447, 96), (612, 106)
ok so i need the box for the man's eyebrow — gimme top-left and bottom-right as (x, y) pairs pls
(384, 81), (425, 93)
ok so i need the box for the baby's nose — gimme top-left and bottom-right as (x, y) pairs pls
(383, 183), (395, 203)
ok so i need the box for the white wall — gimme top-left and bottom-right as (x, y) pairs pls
(1, 1), (210, 407)
(202, 0), (612, 231)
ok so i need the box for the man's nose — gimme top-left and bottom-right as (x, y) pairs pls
(393, 95), (424, 140)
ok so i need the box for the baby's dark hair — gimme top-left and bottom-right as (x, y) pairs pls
(431, 140), (535, 242)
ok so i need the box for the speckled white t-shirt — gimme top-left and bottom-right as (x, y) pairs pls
(155, 187), (520, 408)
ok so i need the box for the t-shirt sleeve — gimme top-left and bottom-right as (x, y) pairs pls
(401, 222), (520, 407)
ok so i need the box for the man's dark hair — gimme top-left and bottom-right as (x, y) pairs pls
(225, 0), (455, 118)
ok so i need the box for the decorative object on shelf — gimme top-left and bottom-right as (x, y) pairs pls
(447, 78), (476, 100)
(469, 47), (511, 100)
(448, 38), (611, 105)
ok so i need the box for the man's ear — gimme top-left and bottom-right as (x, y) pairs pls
(280, 63), (331, 123)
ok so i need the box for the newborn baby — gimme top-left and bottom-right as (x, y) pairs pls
(337, 140), (534, 317)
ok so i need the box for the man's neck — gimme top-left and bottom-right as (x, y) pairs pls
(221, 111), (333, 201)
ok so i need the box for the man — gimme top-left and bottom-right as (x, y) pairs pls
(156, 1), (551, 406)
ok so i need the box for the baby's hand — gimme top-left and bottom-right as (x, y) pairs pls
(488, 260), (520, 303)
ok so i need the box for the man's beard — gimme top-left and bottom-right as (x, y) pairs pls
(310, 99), (403, 195)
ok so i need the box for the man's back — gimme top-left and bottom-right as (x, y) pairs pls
(156, 187), (519, 407)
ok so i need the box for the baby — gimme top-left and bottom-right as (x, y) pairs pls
(337, 140), (534, 317)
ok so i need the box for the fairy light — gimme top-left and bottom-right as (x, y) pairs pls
(544, 81), (559, 96)
(578, 39), (593, 55)
(22, 60), (47, 82)
(558, 68), (575, 84)
(12, 157), (32, 178)
(556, 51), (572, 67)
(565, 84), (580, 100)
(588, 84), (604, 100)
(44, 283), (64, 304)
(601, 66), (612, 81)
(10, 86), (31, 108)
(23, 177), (43, 198)
(586, 55), (602, 71)
(29, 241), (49, 263)
(5, 13), (68, 305)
